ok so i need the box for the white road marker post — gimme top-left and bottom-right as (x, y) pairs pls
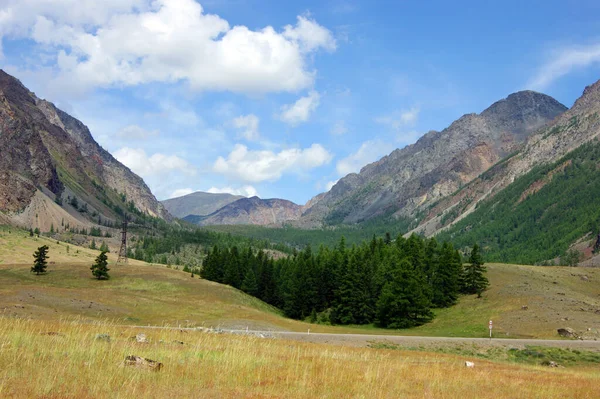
(308, 329), (310, 335)
(489, 320), (493, 340)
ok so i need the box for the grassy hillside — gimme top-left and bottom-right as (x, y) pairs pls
(2, 317), (599, 398)
(438, 139), (600, 264)
(1, 227), (599, 339)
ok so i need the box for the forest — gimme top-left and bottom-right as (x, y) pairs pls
(438, 139), (600, 265)
(201, 234), (487, 328)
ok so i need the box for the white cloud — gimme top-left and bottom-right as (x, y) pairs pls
(279, 90), (320, 126)
(330, 120), (348, 135)
(116, 124), (159, 139)
(232, 114), (260, 141)
(169, 188), (195, 198)
(0, 0), (336, 94)
(528, 42), (600, 90)
(114, 147), (196, 178)
(375, 106), (420, 130)
(214, 143), (332, 183)
(325, 179), (339, 191)
(207, 185), (258, 197)
(336, 140), (395, 176)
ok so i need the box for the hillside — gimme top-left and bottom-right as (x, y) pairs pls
(161, 191), (244, 219)
(0, 70), (170, 233)
(417, 80), (600, 263)
(1, 227), (599, 339)
(300, 91), (567, 227)
(186, 196), (303, 226)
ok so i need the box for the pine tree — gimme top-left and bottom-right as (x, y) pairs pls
(90, 239), (97, 250)
(31, 245), (49, 275)
(91, 251), (110, 280)
(375, 259), (433, 328)
(99, 241), (110, 253)
(241, 267), (259, 297)
(461, 244), (489, 297)
(431, 242), (461, 307)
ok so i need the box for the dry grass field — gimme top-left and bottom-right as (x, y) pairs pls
(1, 317), (599, 399)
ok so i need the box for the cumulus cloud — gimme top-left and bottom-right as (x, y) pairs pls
(214, 143), (332, 183)
(169, 188), (195, 198)
(279, 91), (321, 126)
(0, 0), (335, 94)
(207, 185), (258, 197)
(114, 147), (196, 178)
(116, 125), (159, 140)
(336, 140), (394, 176)
(375, 106), (420, 130)
(528, 42), (600, 90)
(232, 114), (260, 141)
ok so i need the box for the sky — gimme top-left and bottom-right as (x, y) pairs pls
(1, 0), (600, 204)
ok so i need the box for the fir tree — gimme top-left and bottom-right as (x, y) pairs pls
(91, 251), (110, 280)
(90, 239), (97, 250)
(461, 244), (489, 297)
(241, 267), (259, 297)
(431, 242), (461, 307)
(31, 245), (49, 275)
(99, 241), (110, 253)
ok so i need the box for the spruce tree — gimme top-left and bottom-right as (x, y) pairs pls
(90, 239), (97, 250)
(241, 267), (259, 297)
(431, 242), (461, 307)
(99, 241), (109, 253)
(31, 245), (49, 275)
(461, 244), (489, 297)
(91, 251), (110, 280)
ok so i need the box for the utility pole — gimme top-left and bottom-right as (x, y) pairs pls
(117, 219), (128, 264)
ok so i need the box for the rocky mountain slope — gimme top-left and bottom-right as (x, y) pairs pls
(299, 91), (567, 227)
(419, 79), (600, 262)
(0, 70), (170, 231)
(162, 191), (243, 219)
(185, 197), (302, 226)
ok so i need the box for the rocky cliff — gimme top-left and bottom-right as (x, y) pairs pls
(0, 70), (170, 231)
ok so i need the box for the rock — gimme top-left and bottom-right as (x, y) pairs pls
(465, 361), (475, 368)
(521, 305), (529, 310)
(40, 332), (64, 337)
(95, 333), (111, 342)
(135, 333), (148, 343)
(542, 360), (559, 368)
(172, 340), (185, 345)
(124, 355), (163, 372)
(580, 275), (589, 282)
(557, 328), (578, 338)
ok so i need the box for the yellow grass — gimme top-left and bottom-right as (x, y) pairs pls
(1, 317), (599, 398)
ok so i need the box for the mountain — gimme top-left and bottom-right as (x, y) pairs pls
(185, 196), (303, 226)
(420, 80), (600, 263)
(0, 70), (170, 231)
(162, 191), (244, 219)
(300, 91), (567, 227)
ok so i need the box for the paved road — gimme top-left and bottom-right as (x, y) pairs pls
(128, 325), (600, 350)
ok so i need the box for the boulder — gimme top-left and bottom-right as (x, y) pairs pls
(557, 328), (578, 338)
(124, 355), (163, 372)
(135, 333), (148, 343)
(465, 361), (475, 368)
(95, 333), (111, 342)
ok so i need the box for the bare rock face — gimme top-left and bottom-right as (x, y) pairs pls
(0, 69), (171, 229)
(186, 197), (303, 226)
(300, 91), (567, 227)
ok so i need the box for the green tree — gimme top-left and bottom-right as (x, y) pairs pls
(241, 267), (259, 297)
(91, 251), (110, 280)
(99, 241), (110, 253)
(461, 244), (489, 297)
(375, 259), (433, 328)
(431, 242), (461, 307)
(90, 239), (97, 250)
(31, 245), (49, 275)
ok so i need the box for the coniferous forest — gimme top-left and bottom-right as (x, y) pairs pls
(201, 234), (485, 328)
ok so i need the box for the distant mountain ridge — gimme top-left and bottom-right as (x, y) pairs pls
(162, 191), (244, 219)
(0, 70), (170, 231)
(298, 90), (567, 227)
(184, 196), (302, 226)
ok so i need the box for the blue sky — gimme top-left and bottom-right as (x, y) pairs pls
(1, 0), (600, 204)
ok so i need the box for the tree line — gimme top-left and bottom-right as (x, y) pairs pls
(201, 234), (487, 328)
